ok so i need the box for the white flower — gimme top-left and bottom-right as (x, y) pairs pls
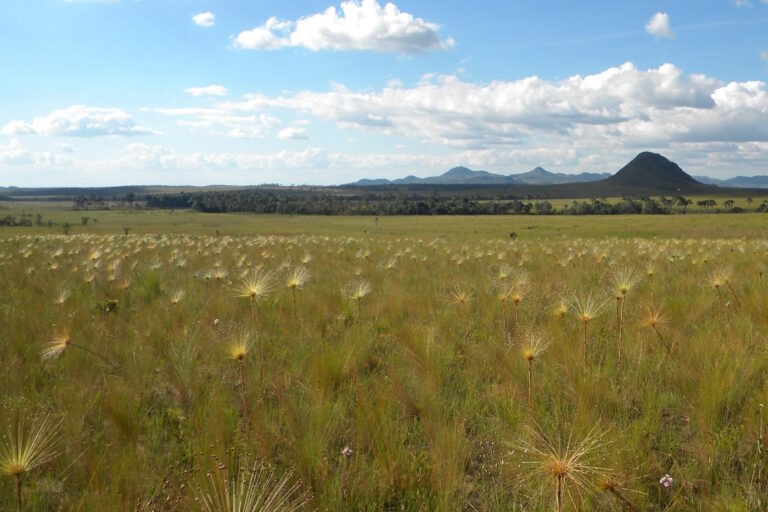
(341, 446), (352, 457)
(659, 474), (673, 488)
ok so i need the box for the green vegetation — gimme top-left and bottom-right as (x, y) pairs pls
(2, 212), (768, 510)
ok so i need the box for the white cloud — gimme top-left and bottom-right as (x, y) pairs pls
(731, 0), (768, 6)
(215, 63), (730, 148)
(1, 105), (158, 137)
(278, 127), (309, 140)
(0, 138), (33, 165)
(154, 107), (281, 138)
(234, 17), (292, 50)
(233, 0), (452, 53)
(0, 138), (67, 167)
(192, 12), (215, 28)
(645, 12), (675, 40)
(185, 85), (229, 97)
(9, 63), (768, 184)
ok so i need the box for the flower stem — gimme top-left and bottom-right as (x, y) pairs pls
(238, 359), (249, 428)
(70, 342), (119, 369)
(15, 474), (22, 512)
(526, 358), (532, 408)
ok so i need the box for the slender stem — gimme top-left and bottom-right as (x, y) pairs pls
(249, 297), (257, 324)
(556, 474), (563, 512)
(526, 358), (532, 408)
(16, 474), (22, 512)
(725, 282), (741, 307)
(291, 287), (298, 325)
(357, 299), (362, 336)
(501, 301), (507, 344)
(608, 486), (639, 512)
(618, 296), (625, 366)
(653, 326), (669, 354)
(70, 342), (119, 369)
(583, 320), (588, 365)
(238, 359), (249, 425)
(513, 302), (519, 333)
(757, 404), (763, 507)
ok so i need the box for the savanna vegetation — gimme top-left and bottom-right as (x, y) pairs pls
(2, 213), (768, 510)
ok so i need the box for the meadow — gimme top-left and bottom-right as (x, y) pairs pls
(2, 210), (768, 510)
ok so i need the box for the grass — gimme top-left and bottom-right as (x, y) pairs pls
(1, 210), (768, 509)
(3, 201), (768, 240)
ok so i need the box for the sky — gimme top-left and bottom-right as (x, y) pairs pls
(0, 0), (767, 186)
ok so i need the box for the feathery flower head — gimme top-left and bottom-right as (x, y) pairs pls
(233, 269), (276, 302)
(345, 279), (371, 302)
(286, 266), (310, 290)
(448, 285), (473, 306)
(613, 267), (638, 296)
(170, 289), (185, 306)
(229, 332), (254, 362)
(521, 330), (550, 361)
(572, 293), (607, 323)
(41, 333), (71, 361)
(0, 413), (61, 478)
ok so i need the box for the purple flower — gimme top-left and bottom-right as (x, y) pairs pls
(659, 474), (673, 488)
(341, 446), (352, 457)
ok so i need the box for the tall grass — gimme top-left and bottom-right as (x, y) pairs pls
(1, 229), (768, 509)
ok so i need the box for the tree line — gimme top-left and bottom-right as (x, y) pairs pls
(141, 190), (768, 215)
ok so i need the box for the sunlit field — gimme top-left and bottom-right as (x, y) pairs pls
(2, 213), (768, 510)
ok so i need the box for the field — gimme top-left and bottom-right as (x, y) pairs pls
(2, 209), (768, 510)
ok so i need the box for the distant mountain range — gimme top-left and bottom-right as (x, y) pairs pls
(349, 157), (768, 189)
(351, 166), (611, 186)
(694, 175), (768, 189)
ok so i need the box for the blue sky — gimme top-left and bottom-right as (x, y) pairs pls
(1, 0), (767, 186)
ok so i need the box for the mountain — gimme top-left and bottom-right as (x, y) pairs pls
(512, 167), (610, 185)
(604, 152), (707, 192)
(695, 175), (768, 189)
(347, 166), (609, 186)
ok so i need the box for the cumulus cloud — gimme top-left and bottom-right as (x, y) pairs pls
(233, 0), (452, 53)
(211, 63), (734, 148)
(185, 85), (228, 97)
(192, 12), (215, 27)
(278, 127), (309, 140)
(645, 12), (675, 40)
(155, 63), (768, 152)
(1, 105), (158, 137)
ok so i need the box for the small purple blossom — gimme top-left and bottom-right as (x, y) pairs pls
(341, 446), (352, 457)
(659, 474), (673, 488)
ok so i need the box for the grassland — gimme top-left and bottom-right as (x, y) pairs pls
(2, 209), (768, 510)
(3, 202), (768, 240)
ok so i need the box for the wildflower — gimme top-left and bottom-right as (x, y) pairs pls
(341, 446), (352, 457)
(659, 474), (673, 488)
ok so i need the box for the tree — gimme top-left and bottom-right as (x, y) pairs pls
(724, 199), (734, 209)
